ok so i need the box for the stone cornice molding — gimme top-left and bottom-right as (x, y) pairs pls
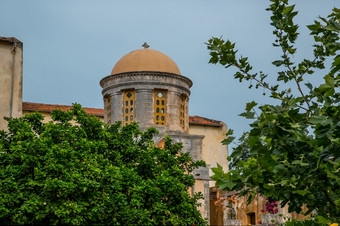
(100, 71), (193, 88)
(101, 81), (191, 96)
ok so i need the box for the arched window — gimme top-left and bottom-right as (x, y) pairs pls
(179, 94), (187, 129)
(123, 90), (135, 126)
(154, 90), (167, 126)
(104, 95), (111, 125)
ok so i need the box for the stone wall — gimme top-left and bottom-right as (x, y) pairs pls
(188, 123), (228, 187)
(0, 37), (23, 130)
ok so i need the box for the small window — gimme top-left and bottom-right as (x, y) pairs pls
(105, 95), (111, 125)
(179, 94), (187, 129)
(123, 90), (135, 126)
(154, 90), (167, 126)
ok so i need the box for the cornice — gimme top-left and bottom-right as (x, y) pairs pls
(101, 81), (191, 96)
(100, 71), (193, 88)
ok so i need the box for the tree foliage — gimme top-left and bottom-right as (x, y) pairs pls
(207, 0), (339, 222)
(0, 104), (206, 225)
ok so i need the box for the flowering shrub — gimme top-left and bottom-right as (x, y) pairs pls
(261, 198), (278, 214)
(214, 195), (237, 219)
(214, 197), (226, 209)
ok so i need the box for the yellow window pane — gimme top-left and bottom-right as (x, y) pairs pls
(154, 90), (167, 126)
(123, 90), (135, 126)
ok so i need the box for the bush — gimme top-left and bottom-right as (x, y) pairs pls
(0, 104), (206, 225)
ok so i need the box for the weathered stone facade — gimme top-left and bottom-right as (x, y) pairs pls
(0, 37), (23, 131)
(100, 71), (191, 133)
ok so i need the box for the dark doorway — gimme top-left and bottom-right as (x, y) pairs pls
(247, 212), (256, 225)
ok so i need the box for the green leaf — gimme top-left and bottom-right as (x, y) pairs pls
(291, 160), (309, 167)
(211, 163), (224, 177)
(226, 129), (234, 136)
(282, 5), (295, 14)
(273, 164), (286, 173)
(246, 101), (257, 112)
(272, 60), (284, 67)
(219, 179), (237, 190)
(315, 216), (332, 224)
(222, 136), (235, 145)
(305, 82), (313, 90)
(292, 190), (309, 196)
(239, 112), (255, 119)
(309, 115), (332, 126)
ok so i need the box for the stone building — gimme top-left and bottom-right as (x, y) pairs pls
(0, 37), (230, 224)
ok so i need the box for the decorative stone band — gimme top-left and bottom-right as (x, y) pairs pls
(100, 71), (193, 89)
(101, 81), (191, 96)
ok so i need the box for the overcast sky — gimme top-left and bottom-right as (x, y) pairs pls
(1, 0), (337, 149)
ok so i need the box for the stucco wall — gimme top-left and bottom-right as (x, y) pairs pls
(0, 39), (23, 130)
(188, 123), (228, 186)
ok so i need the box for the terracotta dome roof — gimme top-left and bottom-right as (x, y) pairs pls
(111, 49), (181, 75)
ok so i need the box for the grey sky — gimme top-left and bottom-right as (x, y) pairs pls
(1, 0), (337, 149)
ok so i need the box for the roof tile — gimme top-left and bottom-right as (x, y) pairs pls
(22, 102), (223, 127)
(22, 102), (104, 117)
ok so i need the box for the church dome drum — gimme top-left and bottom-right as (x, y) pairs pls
(100, 46), (192, 133)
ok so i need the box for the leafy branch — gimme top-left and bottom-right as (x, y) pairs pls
(208, 0), (340, 222)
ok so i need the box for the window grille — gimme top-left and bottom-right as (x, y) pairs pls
(154, 90), (167, 126)
(180, 94), (187, 129)
(123, 90), (135, 126)
(105, 95), (111, 125)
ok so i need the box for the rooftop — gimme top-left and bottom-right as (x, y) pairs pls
(111, 49), (181, 75)
(0, 36), (23, 46)
(22, 102), (223, 127)
(22, 102), (104, 117)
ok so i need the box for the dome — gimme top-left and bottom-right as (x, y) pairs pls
(111, 49), (181, 75)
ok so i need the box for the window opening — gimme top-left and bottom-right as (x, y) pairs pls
(180, 94), (187, 129)
(123, 90), (135, 126)
(247, 212), (256, 225)
(154, 90), (167, 126)
(105, 95), (111, 125)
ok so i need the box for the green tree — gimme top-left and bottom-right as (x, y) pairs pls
(0, 104), (206, 225)
(207, 0), (339, 223)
